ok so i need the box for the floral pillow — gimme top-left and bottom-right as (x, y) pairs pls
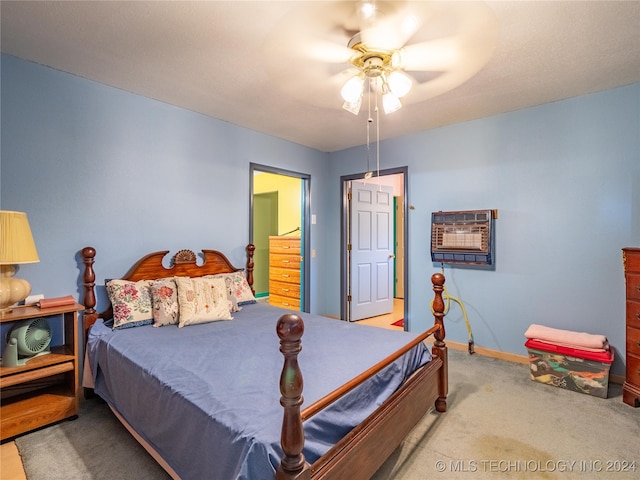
(150, 278), (179, 327)
(222, 275), (241, 313)
(212, 271), (256, 307)
(175, 276), (232, 328)
(106, 279), (153, 330)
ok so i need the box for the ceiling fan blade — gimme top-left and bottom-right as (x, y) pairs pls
(359, 5), (422, 51)
(305, 39), (355, 64)
(399, 37), (461, 71)
(399, 2), (498, 79)
(403, 70), (444, 86)
(264, 1), (359, 64)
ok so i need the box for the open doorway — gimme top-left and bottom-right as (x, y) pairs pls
(250, 163), (311, 312)
(340, 167), (408, 330)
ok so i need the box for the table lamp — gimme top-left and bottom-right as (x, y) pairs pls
(0, 211), (40, 313)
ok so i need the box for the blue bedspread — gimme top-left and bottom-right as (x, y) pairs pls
(86, 303), (431, 480)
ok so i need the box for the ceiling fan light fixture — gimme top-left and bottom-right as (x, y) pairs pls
(381, 82), (402, 114)
(390, 50), (403, 69)
(341, 74), (365, 103)
(343, 95), (363, 115)
(342, 31), (412, 114)
(387, 70), (412, 98)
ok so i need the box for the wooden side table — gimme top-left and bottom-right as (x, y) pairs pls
(1, 302), (82, 439)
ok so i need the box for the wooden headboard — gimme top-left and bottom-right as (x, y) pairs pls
(81, 244), (256, 334)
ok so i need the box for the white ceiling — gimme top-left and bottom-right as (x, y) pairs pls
(1, 1), (639, 153)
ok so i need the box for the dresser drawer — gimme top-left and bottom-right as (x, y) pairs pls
(270, 267), (300, 284)
(269, 280), (300, 299)
(626, 273), (640, 302)
(627, 327), (640, 356)
(270, 253), (301, 269)
(628, 300), (640, 329)
(626, 353), (640, 387)
(269, 237), (301, 255)
(269, 294), (300, 310)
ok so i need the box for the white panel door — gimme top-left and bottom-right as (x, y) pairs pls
(349, 181), (394, 321)
(395, 195), (405, 299)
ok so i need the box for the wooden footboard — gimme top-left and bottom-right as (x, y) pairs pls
(276, 273), (448, 480)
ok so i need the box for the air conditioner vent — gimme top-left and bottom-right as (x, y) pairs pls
(431, 210), (495, 265)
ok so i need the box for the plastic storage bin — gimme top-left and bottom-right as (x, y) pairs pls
(525, 339), (614, 398)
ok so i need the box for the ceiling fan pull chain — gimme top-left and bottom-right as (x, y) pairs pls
(375, 91), (381, 189)
(364, 79), (374, 179)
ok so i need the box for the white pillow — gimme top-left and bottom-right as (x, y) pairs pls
(175, 276), (233, 328)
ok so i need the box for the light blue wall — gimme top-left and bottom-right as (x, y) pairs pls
(329, 83), (640, 375)
(1, 54), (329, 315)
(2, 54), (638, 376)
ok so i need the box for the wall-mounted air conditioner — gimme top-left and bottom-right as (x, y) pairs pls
(431, 209), (497, 265)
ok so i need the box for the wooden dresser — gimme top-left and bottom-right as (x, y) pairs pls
(269, 236), (301, 310)
(622, 247), (640, 407)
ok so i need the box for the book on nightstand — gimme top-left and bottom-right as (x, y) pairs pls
(38, 295), (76, 309)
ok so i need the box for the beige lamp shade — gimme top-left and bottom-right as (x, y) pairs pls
(0, 211), (40, 264)
(0, 211), (40, 312)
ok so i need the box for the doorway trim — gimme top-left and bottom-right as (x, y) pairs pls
(250, 163), (311, 313)
(340, 166), (409, 330)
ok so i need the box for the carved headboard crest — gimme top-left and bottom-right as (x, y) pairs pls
(173, 249), (197, 265)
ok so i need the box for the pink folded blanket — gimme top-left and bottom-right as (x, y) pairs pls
(524, 324), (609, 351)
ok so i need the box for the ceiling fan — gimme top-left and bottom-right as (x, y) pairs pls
(263, 1), (498, 114)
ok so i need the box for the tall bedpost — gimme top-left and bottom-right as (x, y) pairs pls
(276, 314), (311, 480)
(81, 246), (98, 399)
(246, 243), (255, 294)
(82, 247), (98, 329)
(431, 272), (448, 412)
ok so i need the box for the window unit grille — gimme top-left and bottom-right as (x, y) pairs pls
(431, 210), (495, 265)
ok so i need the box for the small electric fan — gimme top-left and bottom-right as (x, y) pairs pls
(2, 318), (51, 367)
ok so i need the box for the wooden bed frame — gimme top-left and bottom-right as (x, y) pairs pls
(80, 245), (448, 480)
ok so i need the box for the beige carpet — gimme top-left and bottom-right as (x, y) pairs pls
(373, 348), (639, 479)
(15, 349), (639, 479)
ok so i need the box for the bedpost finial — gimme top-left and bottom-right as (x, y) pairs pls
(431, 272), (445, 287)
(277, 314), (304, 342)
(82, 246), (96, 259)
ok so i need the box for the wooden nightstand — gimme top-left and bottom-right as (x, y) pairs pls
(0, 302), (82, 440)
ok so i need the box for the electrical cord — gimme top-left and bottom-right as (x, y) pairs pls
(430, 265), (475, 354)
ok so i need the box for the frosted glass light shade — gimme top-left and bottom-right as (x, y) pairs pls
(382, 91), (402, 114)
(341, 75), (365, 103)
(342, 96), (362, 115)
(387, 71), (412, 98)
